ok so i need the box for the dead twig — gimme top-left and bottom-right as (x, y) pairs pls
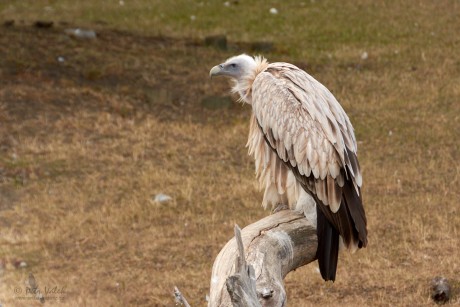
(174, 286), (191, 307)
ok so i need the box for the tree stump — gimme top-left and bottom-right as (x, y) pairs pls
(208, 210), (318, 306)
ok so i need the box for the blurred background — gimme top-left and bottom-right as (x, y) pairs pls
(0, 0), (459, 305)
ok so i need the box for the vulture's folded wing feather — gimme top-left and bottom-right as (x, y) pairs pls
(251, 62), (367, 249)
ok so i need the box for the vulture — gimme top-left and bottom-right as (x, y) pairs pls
(210, 54), (367, 281)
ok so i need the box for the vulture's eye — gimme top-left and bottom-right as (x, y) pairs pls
(230, 63), (237, 68)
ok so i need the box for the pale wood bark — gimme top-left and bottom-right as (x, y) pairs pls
(225, 225), (260, 307)
(208, 210), (318, 307)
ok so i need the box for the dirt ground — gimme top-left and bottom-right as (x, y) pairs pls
(0, 18), (459, 306)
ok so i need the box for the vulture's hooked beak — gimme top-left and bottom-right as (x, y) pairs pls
(209, 64), (224, 78)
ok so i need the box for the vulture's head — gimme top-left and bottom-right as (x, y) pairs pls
(209, 54), (256, 80)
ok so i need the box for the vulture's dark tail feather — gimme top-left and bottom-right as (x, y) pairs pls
(316, 207), (339, 282)
(342, 175), (368, 248)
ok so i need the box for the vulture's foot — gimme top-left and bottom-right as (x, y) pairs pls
(272, 203), (289, 213)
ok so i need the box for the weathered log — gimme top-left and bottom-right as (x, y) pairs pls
(209, 210), (318, 306)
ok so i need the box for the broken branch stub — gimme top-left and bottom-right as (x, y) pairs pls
(225, 225), (260, 307)
(209, 210), (318, 306)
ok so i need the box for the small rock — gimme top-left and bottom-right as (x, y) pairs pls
(269, 8), (278, 14)
(224, 0), (239, 5)
(65, 28), (97, 39)
(204, 35), (227, 50)
(153, 193), (172, 203)
(119, 0), (125, 5)
(361, 51), (368, 60)
(3, 20), (14, 27)
(431, 277), (451, 304)
(34, 20), (53, 28)
(57, 56), (65, 63)
(13, 260), (27, 269)
(190, 15), (196, 21)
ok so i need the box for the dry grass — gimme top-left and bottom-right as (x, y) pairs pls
(0, 0), (459, 306)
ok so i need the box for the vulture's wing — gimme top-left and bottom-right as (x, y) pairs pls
(251, 62), (367, 280)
